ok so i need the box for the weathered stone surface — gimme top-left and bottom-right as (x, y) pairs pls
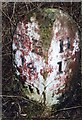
(13, 8), (80, 107)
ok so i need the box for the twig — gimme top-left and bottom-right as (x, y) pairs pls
(55, 106), (82, 113)
(11, 2), (16, 19)
(30, 116), (81, 120)
(0, 8), (16, 27)
(0, 94), (27, 99)
(24, 2), (29, 12)
(0, 94), (42, 106)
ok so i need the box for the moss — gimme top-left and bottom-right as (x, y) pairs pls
(36, 9), (57, 61)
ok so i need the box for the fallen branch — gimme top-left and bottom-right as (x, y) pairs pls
(1, 94), (82, 111)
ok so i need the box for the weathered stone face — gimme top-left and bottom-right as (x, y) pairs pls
(13, 9), (80, 107)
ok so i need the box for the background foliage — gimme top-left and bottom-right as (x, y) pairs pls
(2, 2), (82, 120)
